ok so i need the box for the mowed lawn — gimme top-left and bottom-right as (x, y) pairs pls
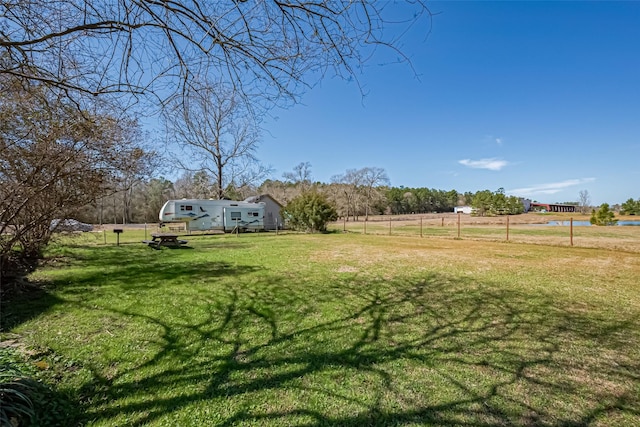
(3, 230), (640, 426)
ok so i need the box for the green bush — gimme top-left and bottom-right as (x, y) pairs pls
(284, 191), (338, 233)
(590, 203), (618, 226)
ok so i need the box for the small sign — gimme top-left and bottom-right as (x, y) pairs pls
(113, 229), (123, 246)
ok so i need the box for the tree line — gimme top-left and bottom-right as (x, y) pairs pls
(71, 165), (530, 227)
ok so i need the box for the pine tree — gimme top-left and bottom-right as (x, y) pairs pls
(590, 203), (618, 226)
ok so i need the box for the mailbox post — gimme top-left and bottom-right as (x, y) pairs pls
(113, 229), (123, 246)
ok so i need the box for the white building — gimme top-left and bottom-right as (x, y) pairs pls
(454, 206), (473, 214)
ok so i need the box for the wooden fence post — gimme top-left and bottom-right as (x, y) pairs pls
(457, 212), (461, 239)
(570, 217), (574, 246)
(506, 215), (510, 241)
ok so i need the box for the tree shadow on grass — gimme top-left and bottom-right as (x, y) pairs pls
(1, 245), (261, 331)
(66, 272), (640, 426)
(1, 286), (65, 333)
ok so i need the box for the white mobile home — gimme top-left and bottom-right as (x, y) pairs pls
(159, 199), (265, 232)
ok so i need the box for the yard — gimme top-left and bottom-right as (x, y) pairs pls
(2, 226), (639, 426)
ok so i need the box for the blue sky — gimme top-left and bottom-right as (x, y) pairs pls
(256, 1), (640, 206)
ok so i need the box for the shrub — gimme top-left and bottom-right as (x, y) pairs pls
(590, 203), (618, 226)
(284, 191), (338, 233)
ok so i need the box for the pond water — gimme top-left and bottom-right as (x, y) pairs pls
(542, 220), (640, 226)
(618, 221), (640, 226)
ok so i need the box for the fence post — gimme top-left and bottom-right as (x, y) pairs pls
(420, 217), (423, 238)
(389, 217), (392, 235)
(457, 212), (461, 239)
(506, 215), (510, 241)
(364, 218), (367, 235)
(570, 217), (574, 246)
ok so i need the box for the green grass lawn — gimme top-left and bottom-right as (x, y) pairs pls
(2, 230), (640, 426)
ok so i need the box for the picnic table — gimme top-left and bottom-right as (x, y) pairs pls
(142, 233), (188, 247)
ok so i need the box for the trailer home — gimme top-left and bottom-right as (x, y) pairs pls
(243, 194), (283, 230)
(159, 199), (265, 232)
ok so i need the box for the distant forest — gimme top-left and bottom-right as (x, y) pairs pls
(81, 171), (532, 225)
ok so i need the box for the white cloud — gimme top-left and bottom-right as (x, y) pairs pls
(495, 137), (503, 145)
(458, 158), (508, 171)
(508, 178), (596, 197)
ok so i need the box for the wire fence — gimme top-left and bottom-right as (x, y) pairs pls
(329, 214), (640, 253)
(67, 216), (640, 253)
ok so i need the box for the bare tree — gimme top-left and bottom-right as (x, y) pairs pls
(258, 179), (296, 206)
(331, 169), (364, 221)
(100, 120), (160, 223)
(283, 162), (313, 192)
(173, 172), (197, 199)
(330, 167), (388, 221)
(163, 83), (268, 199)
(88, 120), (159, 224)
(1, 1), (431, 107)
(360, 167), (389, 220)
(578, 190), (591, 214)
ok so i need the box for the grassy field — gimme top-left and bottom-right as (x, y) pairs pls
(331, 213), (640, 253)
(2, 227), (640, 426)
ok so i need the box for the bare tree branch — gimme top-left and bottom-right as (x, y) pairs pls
(162, 81), (266, 199)
(1, 0), (431, 107)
